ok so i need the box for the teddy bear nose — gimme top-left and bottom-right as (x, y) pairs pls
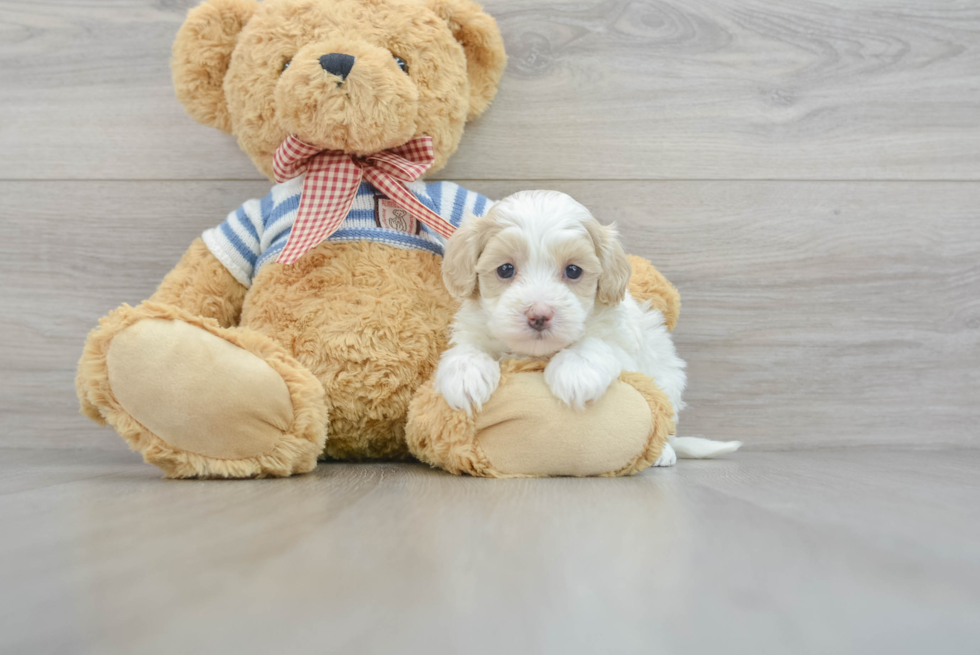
(319, 53), (355, 80)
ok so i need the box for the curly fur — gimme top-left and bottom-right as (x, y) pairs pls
(242, 241), (457, 460)
(172, 0), (506, 178)
(628, 255), (681, 332)
(171, 0), (256, 134)
(608, 370), (676, 476)
(149, 238), (248, 327)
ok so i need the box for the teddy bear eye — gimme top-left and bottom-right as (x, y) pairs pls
(281, 58), (292, 74)
(565, 265), (583, 280)
(497, 263), (515, 279)
(394, 56), (409, 74)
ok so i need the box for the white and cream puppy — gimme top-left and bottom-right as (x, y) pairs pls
(436, 190), (740, 464)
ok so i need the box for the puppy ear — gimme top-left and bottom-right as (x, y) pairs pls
(442, 214), (485, 299)
(172, 0), (257, 133)
(426, 0), (507, 120)
(585, 220), (632, 305)
(443, 212), (502, 299)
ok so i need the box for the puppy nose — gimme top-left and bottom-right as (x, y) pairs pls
(319, 53), (355, 80)
(526, 303), (555, 332)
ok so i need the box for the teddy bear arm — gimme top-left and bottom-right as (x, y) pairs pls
(149, 237), (247, 328)
(628, 255), (681, 331)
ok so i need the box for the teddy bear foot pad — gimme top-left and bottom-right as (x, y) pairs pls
(407, 360), (676, 478)
(77, 303), (328, 478)
(108, 318), (296, 459)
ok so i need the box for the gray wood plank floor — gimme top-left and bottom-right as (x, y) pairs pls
(1, 447), (978, 654)
(1, 0), (978, 651)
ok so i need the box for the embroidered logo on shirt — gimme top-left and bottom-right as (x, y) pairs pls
(374, 193), (420, 235)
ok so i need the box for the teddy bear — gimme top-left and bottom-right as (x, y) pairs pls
(76, 0), (680, 478)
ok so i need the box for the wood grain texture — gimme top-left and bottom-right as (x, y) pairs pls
(2, 0), (980, 181)
(1, 180), (977, 450)
(1, 447), (978, 654)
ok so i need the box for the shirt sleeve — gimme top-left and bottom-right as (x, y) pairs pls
(422, 181), (493, 227)
(201, 190), (273, 288)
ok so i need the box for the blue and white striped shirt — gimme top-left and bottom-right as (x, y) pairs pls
(202, 177), (492, 287)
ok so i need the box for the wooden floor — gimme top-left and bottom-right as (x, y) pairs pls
(1, 447), (979, 654)
(1, 0), (979, 652)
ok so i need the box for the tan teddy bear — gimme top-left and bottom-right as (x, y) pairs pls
(76, 0), (680, 478)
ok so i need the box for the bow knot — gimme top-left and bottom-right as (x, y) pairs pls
(272, 135), (453, 264)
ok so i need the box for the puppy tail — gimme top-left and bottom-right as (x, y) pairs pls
(671, 436), (742, 459)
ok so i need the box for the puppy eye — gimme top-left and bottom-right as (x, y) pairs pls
(281, 58), (292, 74)
(497, 263), (516, 279)
(394, 56), (409, 74)
(565, 265), (583, 280)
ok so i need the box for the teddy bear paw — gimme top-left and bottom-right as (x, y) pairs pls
(78, 303), (328, 478)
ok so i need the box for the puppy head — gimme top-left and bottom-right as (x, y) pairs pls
(443, 190), (631, 357)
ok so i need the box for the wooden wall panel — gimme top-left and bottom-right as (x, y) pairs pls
(2, 180), (976, 449)
(1, 1), (979, 180)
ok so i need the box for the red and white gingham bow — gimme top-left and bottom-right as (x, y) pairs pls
(272, 135), (454, 264)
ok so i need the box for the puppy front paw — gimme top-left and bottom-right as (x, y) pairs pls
(544, 349), (618, 409)
(436, 350), (501, 413)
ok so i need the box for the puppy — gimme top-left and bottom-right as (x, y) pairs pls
(436, 190), (741, 464)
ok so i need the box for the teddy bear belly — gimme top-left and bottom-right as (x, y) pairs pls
(239, 240), (456, 460)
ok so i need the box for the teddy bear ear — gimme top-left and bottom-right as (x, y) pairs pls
(426, 0), (507, 120)
(171, 0), (257, 133)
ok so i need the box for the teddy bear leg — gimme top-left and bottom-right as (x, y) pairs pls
(406, 362), (676, 478)
(76, 302), (328, 478)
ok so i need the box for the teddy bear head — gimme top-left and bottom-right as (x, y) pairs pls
(172, 0), (506, 179)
